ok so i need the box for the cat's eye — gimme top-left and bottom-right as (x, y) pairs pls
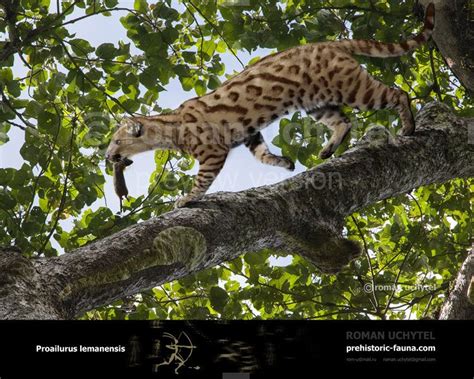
(115, 139), (121, 145)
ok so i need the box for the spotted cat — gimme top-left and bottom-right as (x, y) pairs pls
(106, 4), (435, 207)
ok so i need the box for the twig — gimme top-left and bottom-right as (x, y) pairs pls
(38, 116), (76, 255)
(17, 51), (31, 69)
(55, 36), (135, 117)
(220, 263), (381, 317)
(0, 87), (36, 129)
(182, 1), (204, 71)
(15, 69), (43, 81)
(307, 308), (371, 319)
(22, 103), (63, 227)
(3, 119), (26, 131)
(257, 4), (402, 24)
(429, 47), (442, 101)
(186, 0), (244, 68)
(383, 250), (410, 316)
(350, 215), (380, 312)
(55, 7), (143, 30)
(124, 152), (171, 217)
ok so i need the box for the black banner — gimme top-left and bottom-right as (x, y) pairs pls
(0, 321), (471, 378)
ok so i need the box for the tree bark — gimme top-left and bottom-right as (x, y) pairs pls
(0, 102), (472, 319)
(0, 249), (62, 319)
(438, 246), (474, 320)
(419, 0), (474, 93)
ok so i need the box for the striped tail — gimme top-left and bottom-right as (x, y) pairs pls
(337, 3), (435, 58)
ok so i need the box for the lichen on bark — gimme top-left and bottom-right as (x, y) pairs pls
(147, 226), (207, 270)
(59, 226), (207, 300)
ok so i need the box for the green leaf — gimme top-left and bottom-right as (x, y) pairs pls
(160, 174), (178, 191)
(0, 190), (16, 209)
(6, 80), (21, 97)
(121, 98), (140, 113)
(11, 164), (32, 187)
(20, 143), (41, 165)
(152, 4), (179, 20)
(244, 251), (266, 265)
(208, 75), (221, 90)
(138, 32), (163, 54)
(182, 51), (197, 64)
(96, 43), (117, 59)
(37, 110), (58, 136)
(47, 72), (66, 94)
(209, 286), (229, 312)
(24, 101), (42, 118)
(56, 126), (72, 147)
(105, 0), (119, 7)
(216, 40), (227, 53)
(0, 168), (15, 186)
(139, 67), (159, 90)
(180, 76), (197, 91)
(202, 40), (216, 59)
(161, 27), (179, 44)
(194, 80), (207, 96)
(0, 123), (10, 145)
(134, 0), (148, 13)
(69, 38), (94, 57)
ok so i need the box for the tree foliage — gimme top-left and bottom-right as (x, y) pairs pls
(0, 0), (471, 320)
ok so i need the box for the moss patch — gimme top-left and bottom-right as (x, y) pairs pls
(150, 226), (207, 270)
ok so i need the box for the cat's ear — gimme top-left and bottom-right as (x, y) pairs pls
(126, 120), (143, 138)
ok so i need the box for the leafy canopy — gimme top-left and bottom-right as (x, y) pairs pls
(0, 0), (471, 320)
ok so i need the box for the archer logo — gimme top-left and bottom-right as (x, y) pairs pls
(152, 331), (198, 374)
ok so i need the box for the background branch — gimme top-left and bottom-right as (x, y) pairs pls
(438, 246), (474, 319)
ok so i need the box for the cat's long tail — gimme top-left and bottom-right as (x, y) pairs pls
(337, 3), (434, 58)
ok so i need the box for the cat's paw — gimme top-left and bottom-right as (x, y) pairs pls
(319, 144), (335, 159)
(283, 157), (295, 171)
(398, 125), (415, 136)
(174, 195), (201, 209)
(174, 197), (190, 209)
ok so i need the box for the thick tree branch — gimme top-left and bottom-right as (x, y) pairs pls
(0, 102), (472, 319)
(420, 0), (474, 93)
(0, 250), (61, 319)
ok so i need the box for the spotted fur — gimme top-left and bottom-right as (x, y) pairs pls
(106, 4), (435, 207)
